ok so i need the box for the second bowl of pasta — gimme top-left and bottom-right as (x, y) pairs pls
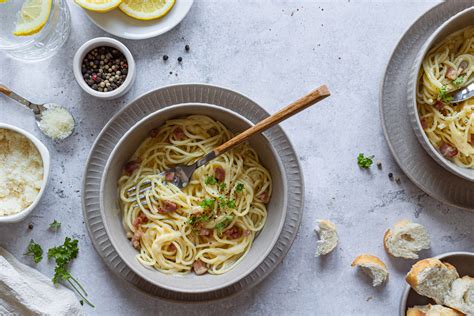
(100, 102), (287, 293)
(407, 7), (474, 181)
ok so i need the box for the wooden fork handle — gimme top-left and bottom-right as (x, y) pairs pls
(213, 84), (330, 156)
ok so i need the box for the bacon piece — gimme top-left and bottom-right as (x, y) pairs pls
(420, 118), (429, 129)
(173, 127), (185, 140)
(458, 61), (468, 75)
(258, 191), (270, 203)
(439, 142), (458, 158)
(164, 171), (175, 181)
(199, 228), (211, 236)
(469, 135), (474, 146)
(162, 200), (178, 212)
(193, 259), (208, 275)
(224, 226), (242, 239)
(434, 101), (445, 110)
(131, 231), (143, 249)
(243, 230), (251, 237)
(149, 128), (159, 137)
(124, 160), (140, 175)
(207, 127), (218, 137)
(168, 243), (176, 251)
(214, 167), (225, 182)
(133, 212), (147, 228)
(446, 66), (457, 80)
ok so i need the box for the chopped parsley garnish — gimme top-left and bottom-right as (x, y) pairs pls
(25, 239), (43, 263)
(215, 215), (233, 232)
(188, 215), (210, 225)
(438, 85), (453, 103)
(220, 183), (227, 191)
(49, 219), (61, 230)
(452, 76), (465, 86)
(235, 183), (244, 192)
(205, 176), (217, 185)
(48, 237), (94, 307)
(357, 153), (374, 169)
(200, 198), (215, 209)
(218, 196), (236, 209)
(227, 199), (236, 209)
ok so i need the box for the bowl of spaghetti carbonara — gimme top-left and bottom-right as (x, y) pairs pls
(100, 103), (287, 293)
(408, 7), (474, 181)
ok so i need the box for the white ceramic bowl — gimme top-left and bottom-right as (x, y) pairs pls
(73, 37), (136, 100)
(407, 7), (474, 182)
(0, 124), (50, 223)
(399, 251), (474, 316)
(100, 103), (287, 293)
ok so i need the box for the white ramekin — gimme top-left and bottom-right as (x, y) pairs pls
(0, 124), (50, 223)
(73, 37), (136, 100)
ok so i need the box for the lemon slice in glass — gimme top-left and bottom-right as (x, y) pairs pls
(13, 0), (52, 36)
(74, 0), (122, 13)
(119, 0), (175, 21)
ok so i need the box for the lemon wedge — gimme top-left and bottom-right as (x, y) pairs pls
(119, 0), (175, 21)
(74, 0), (122, 13)
(0, 0), (10, 3)
(13, 0), (52, 36)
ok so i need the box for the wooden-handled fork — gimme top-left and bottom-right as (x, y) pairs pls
(128, 85), (330, 199)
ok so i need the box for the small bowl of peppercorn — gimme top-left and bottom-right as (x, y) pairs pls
(73, 37), (136, 100)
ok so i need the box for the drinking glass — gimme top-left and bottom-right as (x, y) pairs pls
(0, 0), (71, 61)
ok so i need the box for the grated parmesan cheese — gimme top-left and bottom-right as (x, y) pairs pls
(38, 105), (74, 140)
(0, 129), (44, 216)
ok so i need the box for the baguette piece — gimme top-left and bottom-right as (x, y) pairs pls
(444, 276), (474, 315)
(384, 220), (430, 259)
(352, 254), (389, 287)
(406, 258), (459, 304)
(406, 304), (463, 316)
(314, 219), (338, 257)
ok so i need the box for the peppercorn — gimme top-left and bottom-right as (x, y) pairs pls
(163, 55), (168, 61)
(376, 161), (382, 169)
(177, 57), (183, 62)
(28, 223), (33, 230)
(388, 172), (393, 180)
(185, 44), (190, 51)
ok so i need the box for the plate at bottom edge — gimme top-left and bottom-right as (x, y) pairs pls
(82, 83), (305, 301)
(379, 0), (474, 210)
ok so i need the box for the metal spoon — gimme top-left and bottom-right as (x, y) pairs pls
(448, 82), (474, 103)
(128, 85), (330, 202)
(0, 84), (75, 140)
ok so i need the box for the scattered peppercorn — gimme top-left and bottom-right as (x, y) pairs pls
(163, 55), (168, 61)
(81, 46), (128, 92)
(388, 172), (393, 180)
(185, 44), (190, 51)
(395, 176), (401, 183)
(177, 56), (183, 62)
(28, 223), (34, 230)
(376, 161), (382, 169)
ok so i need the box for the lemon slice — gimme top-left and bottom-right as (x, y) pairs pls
(13, 0), (52, 36)
(119, 0), (175, 21)
(74, 0), (122, 13)
(0, 0), (9, 3)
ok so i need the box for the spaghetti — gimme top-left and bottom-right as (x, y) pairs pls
(416, 25), (474, 168)
(118, 115), (272, 275)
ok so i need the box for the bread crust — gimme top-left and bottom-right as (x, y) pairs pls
(406, 304), (463, 316)
(405, 258), (448, 288)
(351, 254), (387, 269)
(384, 220), (430, 259)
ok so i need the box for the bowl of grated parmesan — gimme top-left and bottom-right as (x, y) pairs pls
(0, 124), (50, 223)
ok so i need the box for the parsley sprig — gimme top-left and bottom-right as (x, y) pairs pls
(452, 76), (465, 86)
(438, 86), (453, 103)
(25, 239), (43, 263)
(357, 153), (374, 169)
(200, 198), (215, 209)
(188, 214), (210, 225)
(235, 183), (244, 192)
(204, 176), (217, 185)
(215, 215), (233, 232)
(49, 220), (61, 230)
(48, 237), (94, 307)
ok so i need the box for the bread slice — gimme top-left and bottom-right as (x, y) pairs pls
(406, 304), (463, 316)
(314, 219), (338, 257)
(444, 276), (474, 315)
(351, 254), (389, 287)
(406, 258), (459, 304)
(384, 220), (430, 259)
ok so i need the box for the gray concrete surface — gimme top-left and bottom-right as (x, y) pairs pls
(1, 1), (473, 315)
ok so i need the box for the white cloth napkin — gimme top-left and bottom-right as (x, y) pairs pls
(0, 247), (84, 316)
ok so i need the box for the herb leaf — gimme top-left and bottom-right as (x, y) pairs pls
(357, 153), (374, 169)
(200, 198), (215, 210)
(25, 240), (43, 263)
(220, 183), (227, 191)
(49, 219), (61, 230)
(235, 183), (244, 192)
(215, 215), (233, 232)
(205, 176), (217, 185)
(452, 76), (465, 86)
(48, 237), (94, 308)
(188, 215), (210, 225)
(438, 86), (453, 103)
